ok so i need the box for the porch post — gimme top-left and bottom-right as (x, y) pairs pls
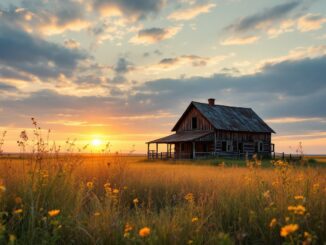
(192, 141), (196, 159)
(156, 143), (158, 159)
(147, 143), (150, 159)
(169, 144), (172, 158)
(179, 143), (181, 159)
(214, 130), (217, 156)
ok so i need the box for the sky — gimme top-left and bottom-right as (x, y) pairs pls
(0, 0), (325, 154)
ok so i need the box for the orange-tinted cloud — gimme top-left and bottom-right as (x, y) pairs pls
(168, 3), (216, 21)
(220, 35), (259, 45)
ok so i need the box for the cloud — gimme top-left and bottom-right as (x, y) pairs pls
(168, 3), (216, 21)
(64, 39), (80, 49)
(114, 58), (134, 74)
(0, 82), (17, 91)
(159, 55), (208, 68)
(130, 26), (181, 44)
(143, 49), (162, 57)
(220, 35), (259, 46)
(92, 0), (166, 21)
(222, 1), (324, 43)
(297, 13), (326, 32)
(266, 117), (325, 124)
(0, 1), (90, 35)
(0, 22), (88, 79)
(146, 54), (229, 72)
(110, 57), (135, 84)
(225, 1), (301, 33)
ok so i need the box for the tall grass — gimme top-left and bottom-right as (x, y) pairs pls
(0, 122), (325, 244)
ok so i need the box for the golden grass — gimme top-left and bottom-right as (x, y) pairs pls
(0, 154), (325, 244)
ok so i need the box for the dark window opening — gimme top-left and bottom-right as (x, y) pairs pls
(192, 117), (197, 129)
(181, 143), (185, 152)
(238, 143), (243, 153)
(259, 142), (263, 152)
(222, 141), (227, 152)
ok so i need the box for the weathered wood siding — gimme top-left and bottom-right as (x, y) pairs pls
(215, 130), (272, 154)
(176, 107), (214, 132)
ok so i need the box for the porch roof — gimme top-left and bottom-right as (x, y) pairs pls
(147, 131), (213, 144)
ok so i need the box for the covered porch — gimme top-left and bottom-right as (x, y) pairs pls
(146, 131), (215, 160)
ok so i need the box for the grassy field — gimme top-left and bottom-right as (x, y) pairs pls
(0, 154), (325, 245)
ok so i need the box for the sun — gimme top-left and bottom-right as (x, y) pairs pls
(91, 138), (102, 147)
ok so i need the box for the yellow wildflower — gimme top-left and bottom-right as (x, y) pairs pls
(304, 231), (312, 243)
(0, 185), (6, 193)
(184, 193), (194, 202)
(48, 209), (60, 217)
(263, 190), (270, 199)
(269, 218), (277, 228)
(14, 209), (23, 214)
(139, 227), (151, 237)
(94, 212), (101, 216)
(86, 181), (94, 190)
(294, 195), (304, 200)
(133, 198), (139, 205)
(192, 217), (199, 223)
(123, 186), (128, 190)
(280, 224), (299, 237)
(188, 240), (193, 244)
(125, 223), (133, 233)
(113, 189), (119, 194)
(288, 205), (306, 215)
(304, 231), (311, 238)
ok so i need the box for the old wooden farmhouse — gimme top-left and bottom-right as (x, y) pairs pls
(147, 98), (275, 159)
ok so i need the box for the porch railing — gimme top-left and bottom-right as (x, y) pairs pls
(147, 151), (303, 161)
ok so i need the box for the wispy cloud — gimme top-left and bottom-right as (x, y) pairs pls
(297, 13), (326, 32)
(93, 0), (166, 21)
(130, 26), (181, 44)
(168, 3), (216, 21)
(266, 117), (326, 124)
(225, 1), (301, 33)
(220, 35), (260, 45)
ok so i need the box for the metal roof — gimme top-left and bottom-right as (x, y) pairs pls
(147, 131), (213, 143)
(172, 102), (275, 133)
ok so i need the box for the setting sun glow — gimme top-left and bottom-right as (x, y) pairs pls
(91, 138), (102, 147)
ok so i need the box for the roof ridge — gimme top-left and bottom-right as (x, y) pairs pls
(192, 101), (252, 110)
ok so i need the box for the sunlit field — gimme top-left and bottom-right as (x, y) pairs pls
(0, 152), (325, 245)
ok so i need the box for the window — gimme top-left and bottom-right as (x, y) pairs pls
(227, 141), (232, 152)
(259, 142), (263, 152)
(222, 141), (233, 152)
(181, 143), (185, 152)
(238, 142), (243, 153)
(256, 141), (263, 152)
(222, 141), (227, 152)
(192, 117), (197, 129)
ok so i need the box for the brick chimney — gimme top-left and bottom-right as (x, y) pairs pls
(208, 98), (215, 106)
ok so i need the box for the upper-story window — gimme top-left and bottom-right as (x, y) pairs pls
(192, 117), (197, 129)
